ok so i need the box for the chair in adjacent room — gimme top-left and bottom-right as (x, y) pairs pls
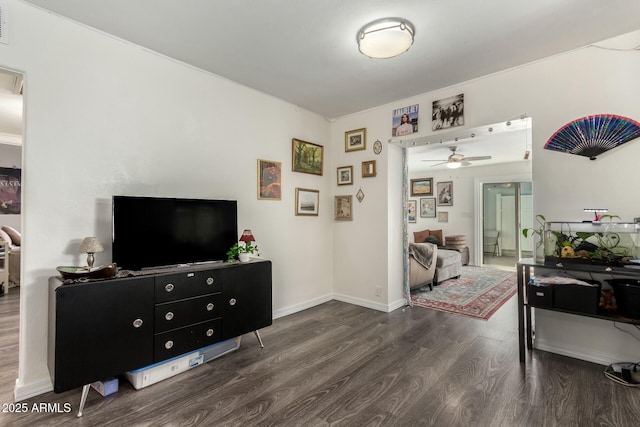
(483, 230), (500, 257)
(409, 242), (438, 291)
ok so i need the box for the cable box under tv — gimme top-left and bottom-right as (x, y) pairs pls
(124, 337), (242, 390)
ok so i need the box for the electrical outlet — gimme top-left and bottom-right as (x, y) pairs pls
(375, 286), (382, 296)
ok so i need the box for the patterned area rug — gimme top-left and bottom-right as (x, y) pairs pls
(410, 266), (517, 320)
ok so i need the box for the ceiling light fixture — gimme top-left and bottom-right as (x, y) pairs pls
(446, 162), (461, 169)
(357, 18), (415, 59)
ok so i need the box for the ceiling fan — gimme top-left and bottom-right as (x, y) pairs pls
(422, 146), (492, 168)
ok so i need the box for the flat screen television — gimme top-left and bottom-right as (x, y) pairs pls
(112, 196), (238, 270)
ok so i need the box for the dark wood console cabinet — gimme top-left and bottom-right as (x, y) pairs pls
(48, 260), (272, 396)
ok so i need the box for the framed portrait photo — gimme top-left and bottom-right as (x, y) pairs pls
(334, 195), (353, 221)
(337, 166), (353, 185)
(345, 128), (367, 152)
(419, 197), (436, 218)
(410, 178), (433, 196)
(257, 159), (282, 200)
(292, 138), (323, 176)
(295, 188), (319, 216)
(407, 200), (417, 223)
(437, 181), (453, 206)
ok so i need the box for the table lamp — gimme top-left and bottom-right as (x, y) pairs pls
(239, 229), (255, 249)
(79, 237), (103, 268)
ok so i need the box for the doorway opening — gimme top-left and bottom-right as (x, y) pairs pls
(481, 181), (532, 268)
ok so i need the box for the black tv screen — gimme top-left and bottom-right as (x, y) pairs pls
(112, 196), (238, 270)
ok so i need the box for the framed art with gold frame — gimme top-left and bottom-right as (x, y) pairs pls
(362, 160), (376, 178)
(257, 159), (282, 200)
(295, 188), (319, 216)
(334, 195), (352, 221)
(345, 128), (366, 152)
(292, 138), (323, 175)
(337, 166), (353, 185)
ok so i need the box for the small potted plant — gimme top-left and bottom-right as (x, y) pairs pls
(226, 241), (259, 263)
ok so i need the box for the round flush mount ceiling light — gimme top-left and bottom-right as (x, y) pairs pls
(357, 18), (415, 59)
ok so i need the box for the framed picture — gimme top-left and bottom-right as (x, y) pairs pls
(292, 138), (323, 175)
(362, 160), (376, 178)
(334, 195), (353, 221)
(419, 197), (436, 218)
(337, 166), (353, 185)
(437, 181), (453, 206)
(345, 128), (366, 152)
(410, 178), (433, 196)
(392, 104), (419, 137)
(0, 167), (21, 214)
(438, 211), (449, 223)
(295, 188), (319, 216)
(432, 93), (464, 131)
(257, 159), (282, 200)
(407, 200), (417, 223)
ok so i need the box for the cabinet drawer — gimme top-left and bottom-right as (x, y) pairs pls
(154, 319), (222, 361)
(155, 293), (222, 333)
(155, 269), (222, 303)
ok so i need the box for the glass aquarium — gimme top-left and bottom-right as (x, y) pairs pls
(544, 221), (640, 266)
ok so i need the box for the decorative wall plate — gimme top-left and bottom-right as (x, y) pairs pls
(373, 140), (382, 155)
(356, 188), (365, 202)
(544, 114), (640, 160)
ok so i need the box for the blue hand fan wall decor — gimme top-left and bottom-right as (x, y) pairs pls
(544, 114), (640, 160)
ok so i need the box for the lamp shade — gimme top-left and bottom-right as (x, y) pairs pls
(79, 237), (103, 254)
(239, 229), (255, 243)
(357, 18), (415, 59)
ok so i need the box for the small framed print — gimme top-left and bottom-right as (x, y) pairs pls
(257, 159), (282, 200)
(337, 166), (353, 185)
(362, 160), (376, 178)
(410, 178), (433, 196)
(407, 200), (417, 223)
(295, 188), (319, 216)
(345, 128), (367, 152)
(437, 181), (453, 206)
(438, 211), (449, 223)
(335, 195), (353, 220)
(420, 197), (436, 218)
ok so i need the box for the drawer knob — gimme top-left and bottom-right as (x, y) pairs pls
(206, 303), (214, 311)
(229, 298), (237, 306)
(165, 340), (174, 349)
(206, 277), (215, 285)
(132, 318), (143, 328)
(206, 328), (214, 337)
(165, 283), (174, 292)
(165, 311), (174, 321)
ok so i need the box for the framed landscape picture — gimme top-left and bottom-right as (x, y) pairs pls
(437, 181), (453, 206)
(295, 188), (319, 216)
(420, 197), (436, 218)
(292, 138), (323, 175)
(345, 128), (366, 152)
(337, 166), (353, 185)
(334, 195), (353, 221)
(257, 159), (282, 200)
(410, 178), (433, 196)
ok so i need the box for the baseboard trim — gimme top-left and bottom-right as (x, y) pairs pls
(333, 293), (396, 313)
(14, 377), (53, 402)
(534, 339), (638, 366)
(272, 293), (333, 319)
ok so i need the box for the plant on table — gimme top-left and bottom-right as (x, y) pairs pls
(226, 241), (259, 262)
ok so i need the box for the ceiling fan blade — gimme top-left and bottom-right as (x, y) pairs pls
(421, 159), (448, 162)
(461, 155), (492, 161)
(429, 161), (448, 167)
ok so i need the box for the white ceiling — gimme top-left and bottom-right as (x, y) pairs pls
(21, 0), (640, 119)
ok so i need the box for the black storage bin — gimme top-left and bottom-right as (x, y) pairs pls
(553, 280), (601, 314)
(528, 283), (553, 308)
(607, 279), (640, 319)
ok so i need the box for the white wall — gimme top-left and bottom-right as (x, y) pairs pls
(2, 0), (334, 400)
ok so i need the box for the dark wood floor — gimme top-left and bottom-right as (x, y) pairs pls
(1, 288), (640, 426)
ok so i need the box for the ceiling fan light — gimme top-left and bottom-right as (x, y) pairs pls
(357, 18), (415, 59)
(446, 162), (461, 169)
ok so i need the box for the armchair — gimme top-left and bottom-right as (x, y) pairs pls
(409, 242), (438, 291)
